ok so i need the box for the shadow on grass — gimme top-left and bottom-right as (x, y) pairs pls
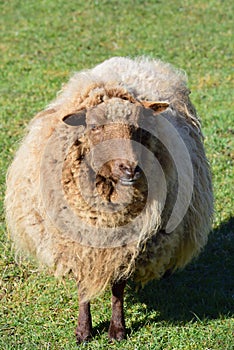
(124, 217), (234, 332)
(91, 218), (234, 337)
(92, 321), (110, 338)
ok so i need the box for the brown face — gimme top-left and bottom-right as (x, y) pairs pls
(88, 123), (142, 183)
(62, 97), (168, 210)
(87, 100), (145, 204)
(62, 99), (144, 203)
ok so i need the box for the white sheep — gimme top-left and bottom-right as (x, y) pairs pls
(5, 57), (213, 342)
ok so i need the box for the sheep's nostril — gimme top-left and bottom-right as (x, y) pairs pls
(119, 164), (133, 176)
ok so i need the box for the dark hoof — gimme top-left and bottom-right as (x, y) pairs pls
(75, 327), (92, 344)
(108, 320), (126, 341)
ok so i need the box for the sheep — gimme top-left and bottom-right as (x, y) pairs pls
(5, 57), (213, 343)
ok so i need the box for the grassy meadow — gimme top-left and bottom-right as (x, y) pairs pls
(0, 0), (233, 349)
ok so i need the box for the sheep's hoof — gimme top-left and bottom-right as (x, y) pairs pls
(75, 327), (92, 344)
(108, 320), (126, 341)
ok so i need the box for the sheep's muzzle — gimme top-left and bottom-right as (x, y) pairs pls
(98, 159), (142, 186)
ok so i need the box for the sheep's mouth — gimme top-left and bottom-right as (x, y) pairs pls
(118, 171), (142, 186)
(119, 178), (137, 186)
(97, 164), (142, 188)
(95, 171), (143, 204)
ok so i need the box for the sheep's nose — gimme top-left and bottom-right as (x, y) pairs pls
(119, 162), (134, 177)
(112, 160), (142, 185)
(119, 162), (139, 177)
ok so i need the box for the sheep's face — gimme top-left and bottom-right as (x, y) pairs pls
(87, 100), (143, 188)
(62, 97), (168, 227)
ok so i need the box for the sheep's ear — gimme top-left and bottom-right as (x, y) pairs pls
(141, 101), (169, 114)
(62, 110), (86, 126)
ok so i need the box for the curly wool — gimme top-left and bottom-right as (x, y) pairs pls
(5, 57), (213, 301)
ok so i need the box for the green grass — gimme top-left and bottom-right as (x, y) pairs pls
(0, 0), (233, 349)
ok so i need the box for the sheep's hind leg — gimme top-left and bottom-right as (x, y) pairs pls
(75, 300), (92, 344)
(108, 280), (126, 341)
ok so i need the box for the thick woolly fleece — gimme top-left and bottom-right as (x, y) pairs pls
(5, 57), (213, 301)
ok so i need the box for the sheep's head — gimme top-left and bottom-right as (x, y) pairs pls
(61, 97), (168, 227)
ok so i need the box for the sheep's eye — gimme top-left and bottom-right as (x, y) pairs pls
(90, 124), (101, 132)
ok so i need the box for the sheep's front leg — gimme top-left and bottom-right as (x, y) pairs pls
(76, 298), (92, 343)
(108, 280), (126, 341)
